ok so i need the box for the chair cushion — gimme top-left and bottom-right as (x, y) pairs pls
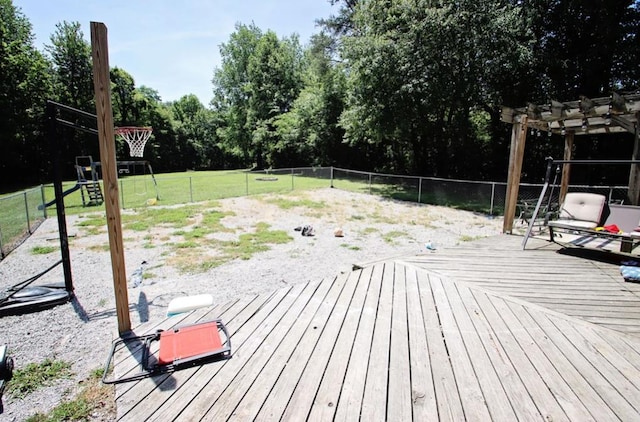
(548, 219), (599, 230)
(557, 193), (606, 225)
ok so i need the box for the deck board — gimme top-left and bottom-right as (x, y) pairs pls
(114, 234), (640, 421)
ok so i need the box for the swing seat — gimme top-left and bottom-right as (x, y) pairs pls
(102, 319), (231, 384)
(548, 193), (606, 231)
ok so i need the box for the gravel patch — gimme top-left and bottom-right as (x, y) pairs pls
(0, 188), (503, 420)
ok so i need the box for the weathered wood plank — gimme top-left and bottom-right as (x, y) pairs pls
(387, 263), (413, 420)
(333, 264), (385, 421)
(430, 274), (492, 420)
(527, 311), (640, 420)
(417, 270), (465, 420)
(277, 268), (365, 421)
(471, 290), (569, 421)
(139, 282), (304, 421)
(253, 271), (351, 421)
(449, 281), (539, 420)
(305, 266), (374, 421)
(227, 273), (351, 421)
(549, 317), (640, 413)
(203, 275), (347, 421)
(359, 263), (394, 421)
(173, 280), (315, 421)
(404, 265), (438, 420)
(506, 300), (619, 420)
(488, 296), (593, 420)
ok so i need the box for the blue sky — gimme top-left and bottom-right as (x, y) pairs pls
(13, 0), (336, 104)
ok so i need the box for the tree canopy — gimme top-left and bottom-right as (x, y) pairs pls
(1, 0), (639, 192)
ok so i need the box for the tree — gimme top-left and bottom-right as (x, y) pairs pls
(274, 32), (350, 167)
(46, 21), (94, 111)
(212, 23), (263, 167)
(111, 67), (137, 126)
(171, 94), (220, 170)
(339, 0), (534, 177)
(45, 21), (96, 169)
(0, 0), (52, 189)
(246, 31), (303, 168)
(212, 24), (304, 169)
(529, 0), (640, 99)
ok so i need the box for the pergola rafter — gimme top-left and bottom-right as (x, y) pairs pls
(502, 92), (640, 136)
(500, 91), (640, 234)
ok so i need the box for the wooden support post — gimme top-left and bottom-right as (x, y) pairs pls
(91, 22), (131, 335)
(503, 115), (528, 233)
(628, 112), (640, 205)
(559, 131), (574, 205)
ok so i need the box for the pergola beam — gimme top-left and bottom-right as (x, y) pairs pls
(501, 92), (640, 136)
(501, 91), (640, 232)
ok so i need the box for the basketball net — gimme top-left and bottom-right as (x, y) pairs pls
(115, 126), (153, 158)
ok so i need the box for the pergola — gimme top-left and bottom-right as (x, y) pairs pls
(500, 92), (640, 234)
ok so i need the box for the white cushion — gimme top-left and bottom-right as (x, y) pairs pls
(548, 219), (599, 230)
(557, 193), (606, 225)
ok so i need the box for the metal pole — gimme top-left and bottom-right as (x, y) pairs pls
(189, 176), (193, 203)
(490, 182), (495, 215)
(245, 172), (249, 196)
(0, 226), (4, 259)
(47, 101), (74, 293)
(418, 178), (422, 203)
(330, 166), (334, 188)
(24, 191), (31, 234)
(40, 184), (47, 219)
(368, 173), (372, 194)
(120, 179), (125, 209)
(291, 168), (294, 191)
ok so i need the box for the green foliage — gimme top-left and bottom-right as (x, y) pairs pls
(8, 359), (72, 398)
(264, 196), (326, 210)
(339, 0), (534, 177)
(0, 0), (52, 189)
(2, 2), (640, 191)
(30, 245), (57, 255)
(25, 366), (114, 422)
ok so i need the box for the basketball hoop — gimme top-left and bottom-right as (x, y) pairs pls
(115, 126), (152, 158)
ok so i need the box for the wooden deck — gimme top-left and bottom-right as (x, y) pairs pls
(113, 234), (640, 421)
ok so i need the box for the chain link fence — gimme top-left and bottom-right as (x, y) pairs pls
(0, 186), (46, 259)
(0, 166), (630, 259)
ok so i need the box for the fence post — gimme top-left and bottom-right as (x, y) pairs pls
(120, 179), (125, 209)
(24, 191), (32, 234)
(418, 178), (423, 203)
(490, 182), (496, 216)
(245, 172), (249, 196)
(189, 176), (193, 203)
(0, 227), (4, 259)
(291, 168), (294, 190)
(608, 187), (613, 203)
(330, 166), (334, 188)
(368, 172), (372, 194)
(40, 185), (47, 219)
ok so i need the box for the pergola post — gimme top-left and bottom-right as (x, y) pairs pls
(628, 111), (640, 205)
(503, 115), (528, 233)
(91, 22), (131, 335)
(559, 131), (574, 204)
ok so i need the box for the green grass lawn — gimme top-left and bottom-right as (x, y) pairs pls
(40, 169), (333, 215)
(1, 167), (499, 258)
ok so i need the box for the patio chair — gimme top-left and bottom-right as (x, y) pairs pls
(548, 192), (607, 241)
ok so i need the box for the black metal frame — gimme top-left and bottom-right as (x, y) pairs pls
(522, 157), (640, 251)
(101, 319), (231, 384)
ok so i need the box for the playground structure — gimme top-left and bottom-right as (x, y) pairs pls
(51, 155), (159, 208)
(2, 97), (159, 317)
(40, 141), (159, 210)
